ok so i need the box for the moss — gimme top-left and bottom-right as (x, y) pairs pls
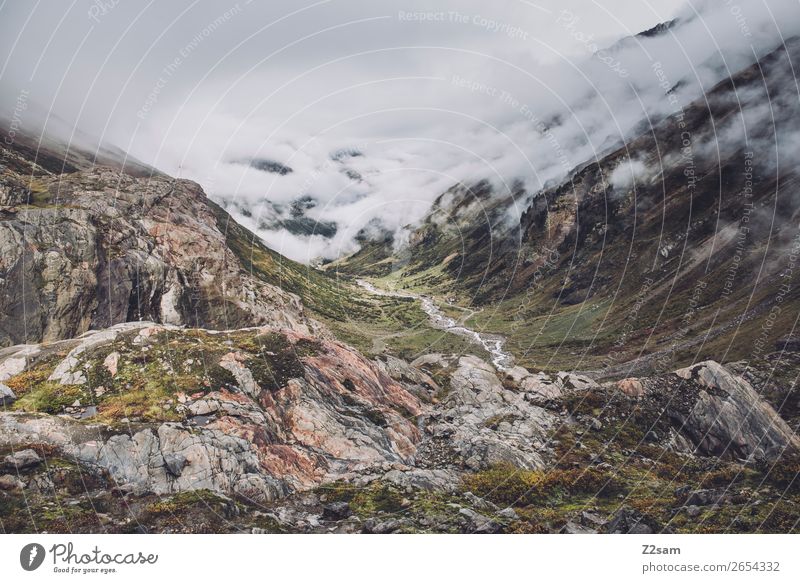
(350, 484), (406, 516)
(4, 354), (64, 395)
(145, 490), (234, 516)
(12, 381), (86, 414)
(316, 481), (359, 503)
(759, 452), (800, 493)
(482, 413), (518, 430)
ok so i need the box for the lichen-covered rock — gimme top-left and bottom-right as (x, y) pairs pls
(3, 448), (42, 469)
(0, 324), (425, 501)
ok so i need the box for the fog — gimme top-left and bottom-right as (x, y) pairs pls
(1, 0), (797, 262)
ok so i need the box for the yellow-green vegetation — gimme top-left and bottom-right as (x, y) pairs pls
(214, 199), (488, 363)
(320, 286), (490, 363)
(6, 327), (322, 424)
(465, 295), (615, 371)
(144, 490), (237, 516)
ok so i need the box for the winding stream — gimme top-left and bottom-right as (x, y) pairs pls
(356, 279), (514, 370)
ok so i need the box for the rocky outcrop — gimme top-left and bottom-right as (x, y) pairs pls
(0, 324), (423, 501)
(0, 382), (15, 406)
(0, 311), (796, 529)
(0, 162), (320, 346)
(668, 361), (800, 461)
(607, 360), (800, 461)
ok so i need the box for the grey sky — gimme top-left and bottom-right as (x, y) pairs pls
(1, 0), (797, 262)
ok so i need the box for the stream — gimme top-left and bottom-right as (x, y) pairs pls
(356, 279), (514, 370)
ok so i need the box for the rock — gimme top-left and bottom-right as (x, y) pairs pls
(48, 323), (151, 385)
(363, 518), (404, 534)
(563, 521), (597, 534)
(604, 507), (655, 534)
(162, 453), (188, 477)
(0, 383), (16, 406)
(3, 448), (42, 469)
(459, 507), (500, 533)
(376, 355), (439, 401)
(580, 510), (606, 528)
(497, 507), (519, 521)
(103, 352), (120, 376)
(79, 406), (97, 420)
(558, 372), (599, 391)
(463, 491), (499, 512)
(616, 377), (645, 397)
(0, 324), (427, 502)
(507, 367), (565, 402)
(0, 167), (322, 346)
(322, 502), (351, 521)
(0, 348), (37, 381)
(684, 488), (728, 507)
(589, 417), (603, 430)
(669, 361), (800, 460)
(0, 474), (24, 490)
(685, 505), (702, 518)
(421, 355), (557, 471)
(218, 352), (262, 398)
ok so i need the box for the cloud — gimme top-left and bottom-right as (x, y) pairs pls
(1, 0), (797, 262)
(610, 158), (649, 191)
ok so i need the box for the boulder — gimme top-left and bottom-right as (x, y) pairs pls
(322, 502), (352, 521)
(616, 377), (645, 397)
(0, 474), (24, 490)
(670, 361), (800, 461)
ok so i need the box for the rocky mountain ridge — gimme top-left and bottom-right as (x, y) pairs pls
(334, 37), (800, 374)
(0, 150), (323, 346)
(0, 37), (798, 534)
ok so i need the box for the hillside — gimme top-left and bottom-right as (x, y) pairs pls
(335, 37), (800, 376)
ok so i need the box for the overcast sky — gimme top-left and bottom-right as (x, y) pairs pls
(1, 0), (797, 261)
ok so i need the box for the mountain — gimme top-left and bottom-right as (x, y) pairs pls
(0, 142), (321, 346)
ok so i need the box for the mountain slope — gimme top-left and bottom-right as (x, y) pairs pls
(336, 37), (800, 375)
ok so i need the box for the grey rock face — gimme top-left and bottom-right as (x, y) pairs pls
(684, 488), (729, 507)
(0, 167), (319, 346)
(3, 448), (42, 469)
(669, 361), (800, 461)
(0, 324), (426, 502)
(0, 474), (24, 490)
(322, 502), (351, 521)
(0, 414), (289, 502)
(419, 355), (558, 470)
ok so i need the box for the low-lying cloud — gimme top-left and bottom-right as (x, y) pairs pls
(1, 0), (798, 263)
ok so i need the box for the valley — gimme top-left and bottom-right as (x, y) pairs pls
(0, 15), (799, 536)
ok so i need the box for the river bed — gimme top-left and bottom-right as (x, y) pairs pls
(356, 279), (514, 370)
